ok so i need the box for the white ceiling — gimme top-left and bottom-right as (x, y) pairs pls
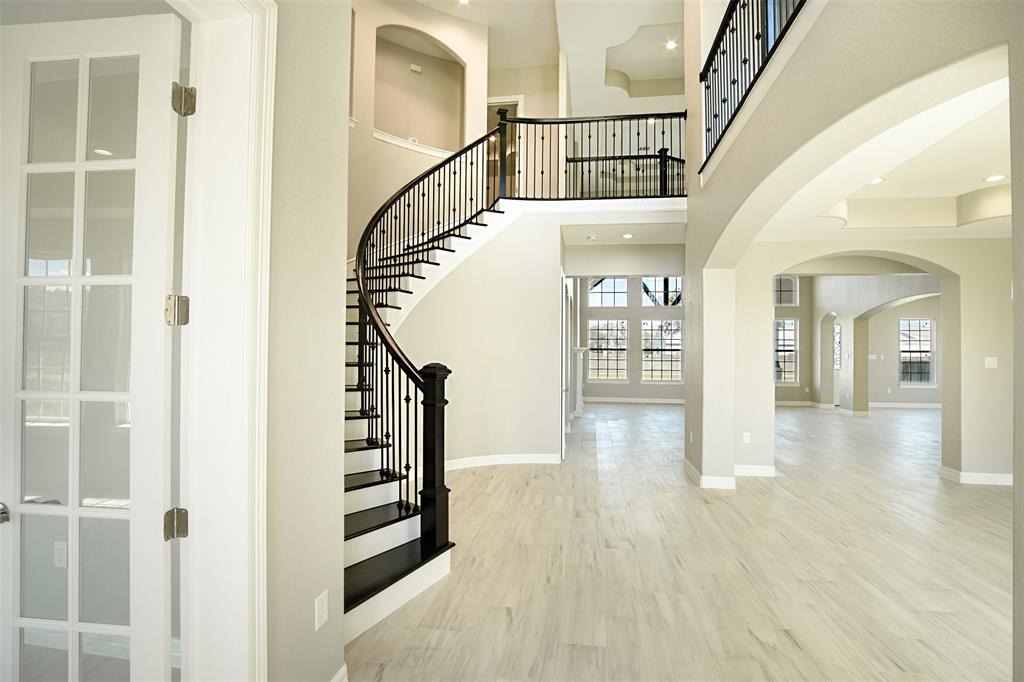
(849, 101), (1010, 199)
(605, 22), (683, 82)
(561, 222), (684, 245)
(415, 0), (560, 69)
(555, 0), (684, 116)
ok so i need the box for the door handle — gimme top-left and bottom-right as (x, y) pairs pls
(0, 502), (8, 524)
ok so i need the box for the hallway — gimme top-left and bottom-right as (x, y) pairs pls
(345, 405), (1011, 680)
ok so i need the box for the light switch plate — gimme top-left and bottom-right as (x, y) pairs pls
(985, 356), (998, 369)
(742, 432), (751, 444)
(315, 590), (329, 631)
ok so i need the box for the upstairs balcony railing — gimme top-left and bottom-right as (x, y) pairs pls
(700, 0), (807, 167)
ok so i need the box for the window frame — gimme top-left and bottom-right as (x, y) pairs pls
(587, 319), (629, 382)
(898, 318), (936, 387)
(641, 319), (683, 383)
(773, 318), (799, 385)
(640, 275), (683, 307)
(773, 274), (799, 307)
(587, 276), (628, 308)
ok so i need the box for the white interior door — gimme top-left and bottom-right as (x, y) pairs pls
(1, 14), (182, 681)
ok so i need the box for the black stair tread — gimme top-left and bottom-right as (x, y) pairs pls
(345, 502), (420, 541)
(344, 539), (455, 612)
(345, 438), (393, 453)
(347, 302), (400, 310)
(345, 384), (372, 392)
(392, 244), (455, 259)
(345, 410), (379, 420)
(484, 208), (505, 214)
(346, 341), (378, 347)
(364, 272), (427, 281)
(345, 361), (373, 367)
(349, 287), (415, 295)
(347, 320), (389, 326)
(364, 259), (439, 271)
(344, 469), (406, 492)
(405, 228), (471, 252)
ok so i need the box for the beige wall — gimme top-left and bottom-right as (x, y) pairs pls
(348, 0), (487, 253)
(395, 214), (563, 461)
(266, 1), (349, 679)
(868, 296), (942, 405)
(562, 243), (684, 277)
(374, 35), (463, 150)
(488, 65), (560, 118)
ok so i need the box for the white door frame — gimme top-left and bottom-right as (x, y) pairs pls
(163, 1), (276, 679)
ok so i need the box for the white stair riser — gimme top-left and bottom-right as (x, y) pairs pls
(345, 391), (367, 411)
(347, 291), (398, 307)
(345, 449), (382, 474)
(346, 345), (360, 362)
(346, 481), (400, 512)
(346, 419), (370, 440)
(344, 515), (421, 568)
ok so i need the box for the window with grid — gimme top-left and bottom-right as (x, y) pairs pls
(833, 321), (842, 370)
(774, 318), (798, 383)
(774, 274), (798, 306)
(588, 319), (628, 379)
(587, 277), (627, 307)
(641, 276), (683, 307)
(899, 318), (933, 384)
(642, 320), (682, 381)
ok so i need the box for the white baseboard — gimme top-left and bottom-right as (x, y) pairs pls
(869, 402), (941, 409)
(775, 400), (813, 407)
(332, 664), (349, 682)
(684, 457), (736, 489)
(734, 464), (776, 477)
(941, 466), (1012, 486)
(344, 548), (451, 644)
(815, 403), (836, 409)
(583, 396), (685, 405)
(446, 453), (561, 471)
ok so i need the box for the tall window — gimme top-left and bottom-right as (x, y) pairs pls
(641, 276), (682, 306)
(588, 277), (627, 307)
(588, 319), (628, 379)
(900, 318), (934, 384)
(642, 320), (682, 381)
(833, 321), (842, 370)
(774, 274), (798, 306)
(774, 319), (798, 383)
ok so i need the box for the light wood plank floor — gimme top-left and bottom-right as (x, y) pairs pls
(345, 405), (1011, 681)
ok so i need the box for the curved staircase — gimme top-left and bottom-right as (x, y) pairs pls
(342, 110), (686, 641)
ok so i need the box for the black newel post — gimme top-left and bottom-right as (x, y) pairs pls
(497, 107), (509, 199)
(420, 362), (451, 555)
(657, 147), (669, 197)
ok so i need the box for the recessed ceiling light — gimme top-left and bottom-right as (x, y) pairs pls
(459, 0), (469, 4)
(489, 135), (496, 142)
(984, 174), (1006, 183)
(93, 148), (113, 157)
(665, 39), (677, 50)
(622, 233), (634, 240)
(868, 177), (883, 185)
(586, 234), (598, 241)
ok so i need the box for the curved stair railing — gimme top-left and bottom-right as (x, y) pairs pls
(349, 110), (686, 575)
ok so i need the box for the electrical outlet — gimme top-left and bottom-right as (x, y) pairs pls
(314, 590), (329, 631)
(409, 63), (422, 74)
(804, 387), (809, 393)
(887, 388), (892, 394)
(742, 432), (751, 444)
(985, 356), (998, 369)
(53, 541), (67, 569)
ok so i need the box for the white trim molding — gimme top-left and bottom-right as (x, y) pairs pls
(371, 128), (452, 159)
(941, 466), (1012, 486)
(488, 94), (526, 116)
(775, 400), (813, 407)
(735, 464), (777, 477)
(332, 664), (349, 682)
(446, 453), (561, 471)
(815, 402), (836, 409)
(685, 458), (737, 490)
(869, 402), (941, 409)
(584, 396), (685, 405)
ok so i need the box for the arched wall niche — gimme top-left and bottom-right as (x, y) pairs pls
(373, 24), (466, 151)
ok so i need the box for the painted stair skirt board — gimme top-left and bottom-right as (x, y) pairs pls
(940, 466), (1012, 486)
(343, 541), (454, 644)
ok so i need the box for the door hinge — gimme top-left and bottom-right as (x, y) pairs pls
(171, 81), (197, 117)
(163, 507), (189, 541)
(164, 294), (190, 326)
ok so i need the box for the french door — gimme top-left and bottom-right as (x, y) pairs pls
(1, 14), (182, 680)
